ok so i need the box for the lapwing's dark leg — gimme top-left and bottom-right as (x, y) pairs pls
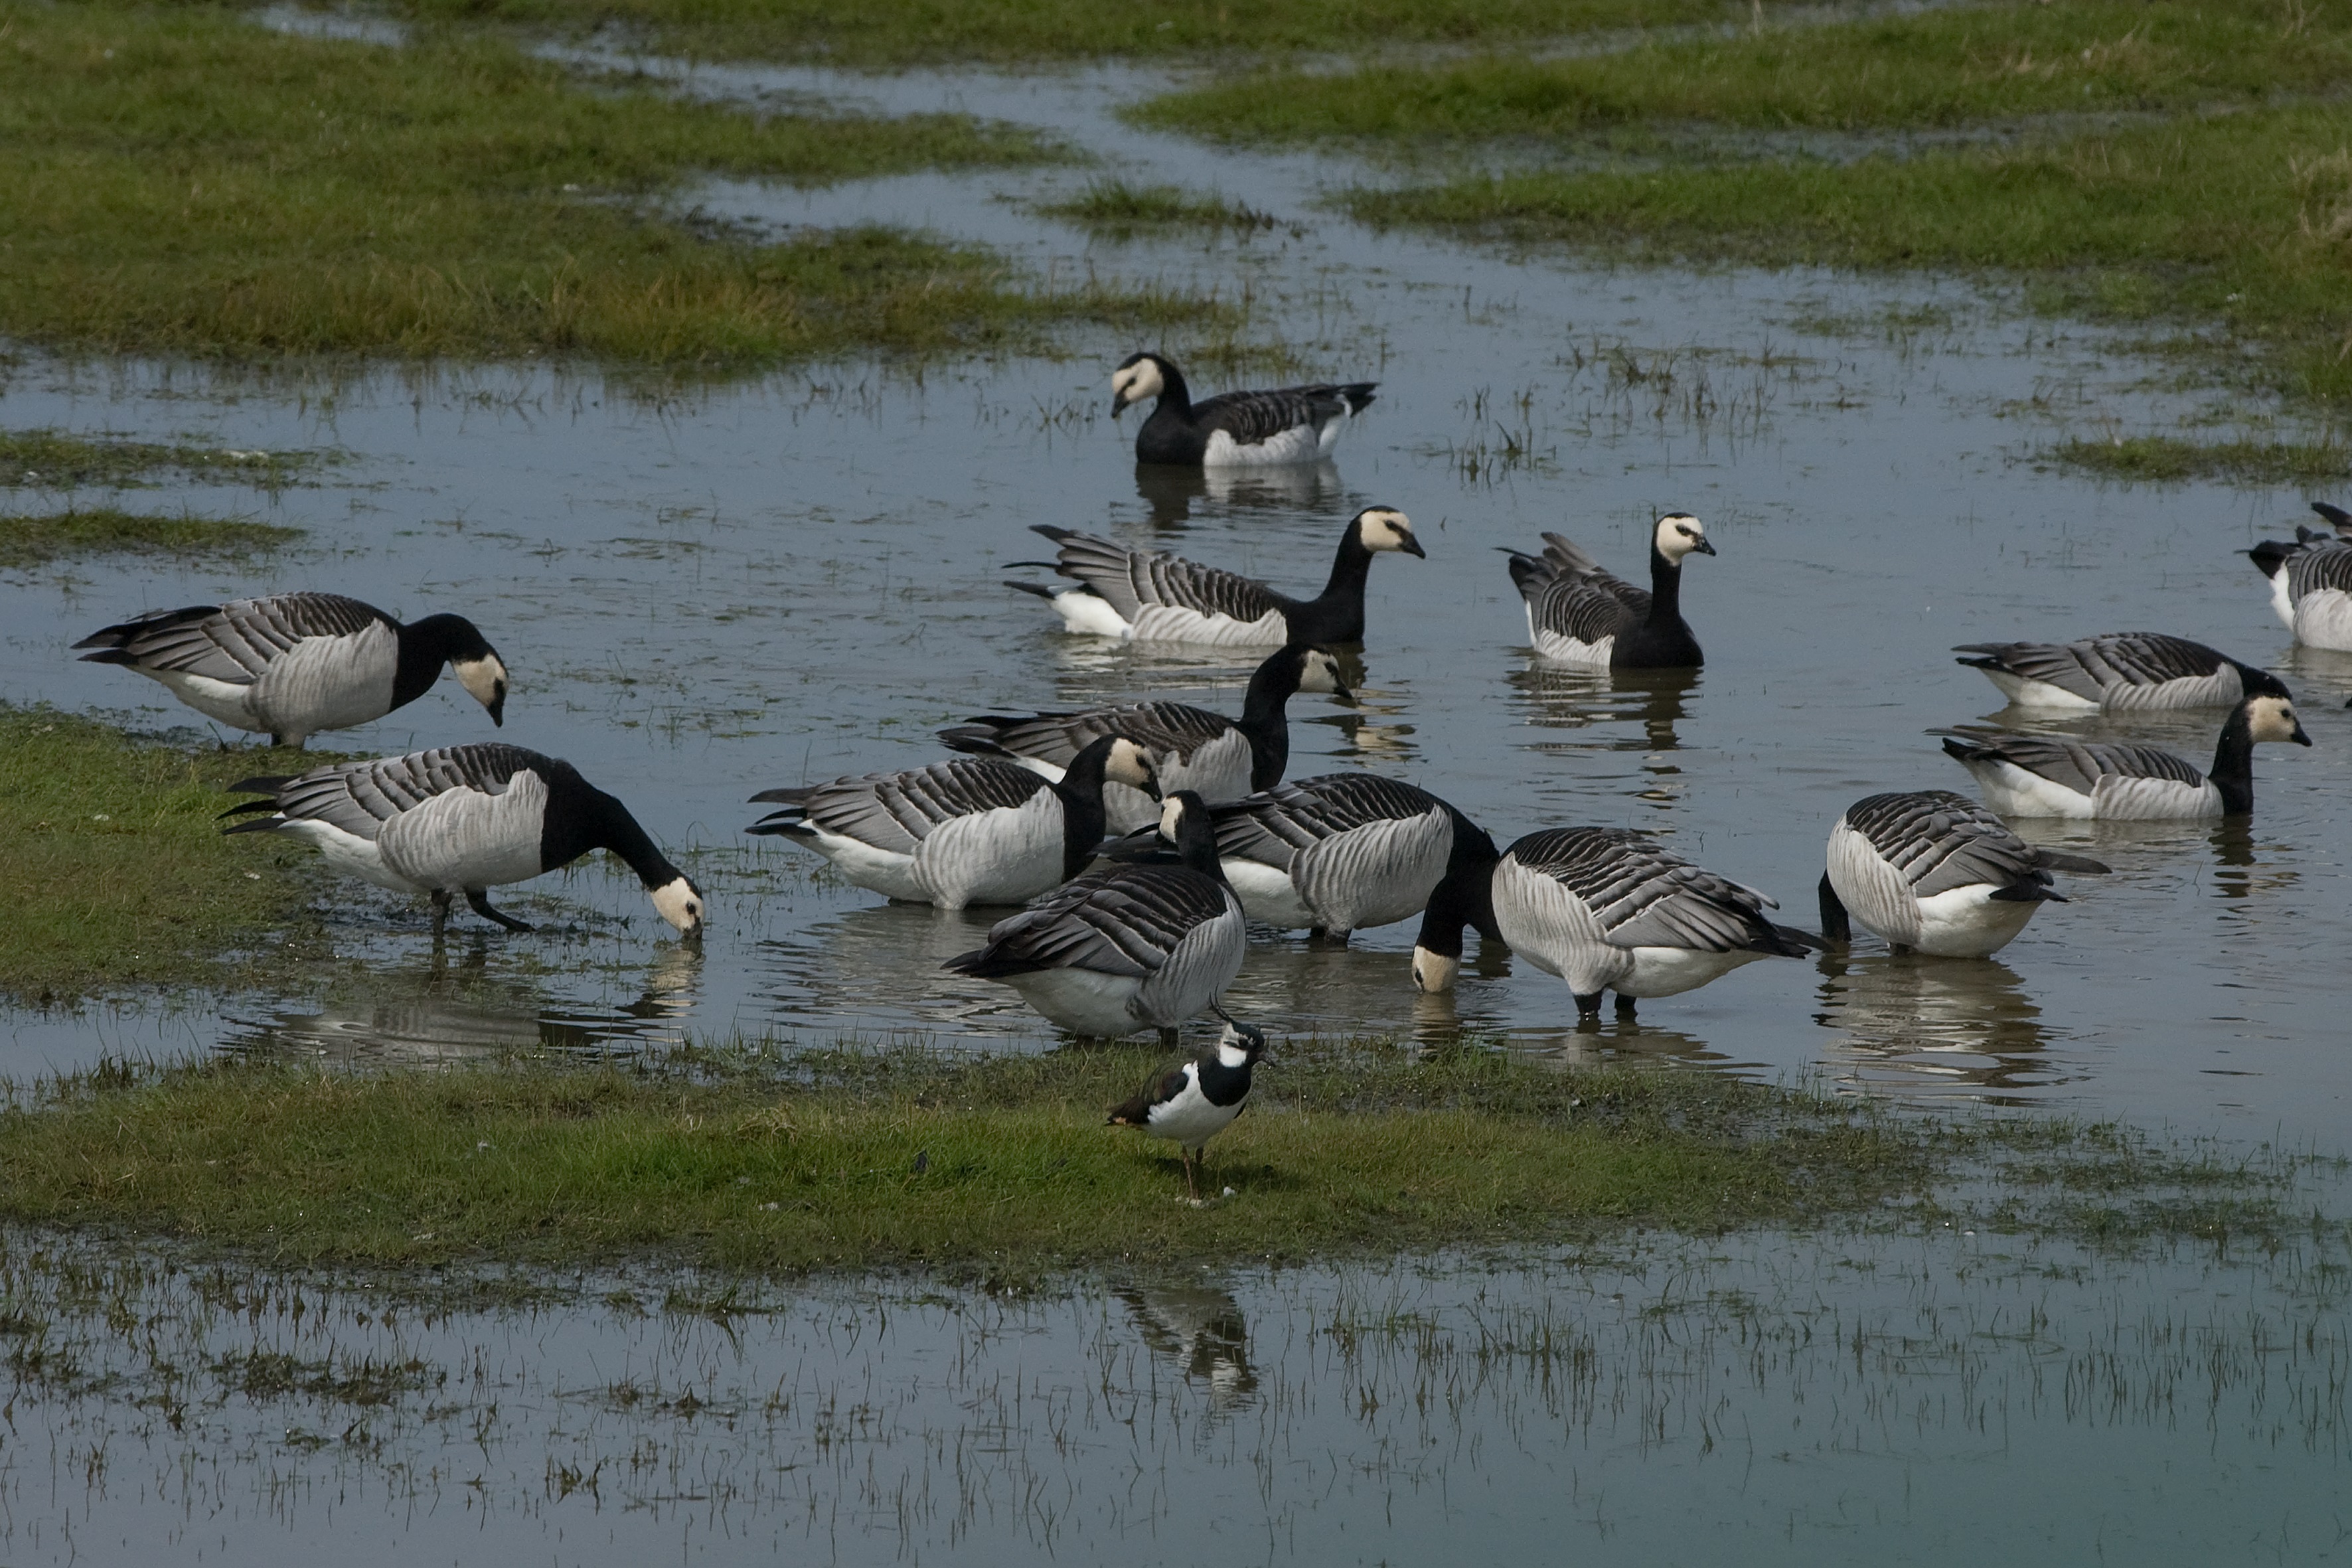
(1614, 993), (1638, 1019)
(1573, 992), (1604, 1018)
(465, 888), (534, 932)
(1182, 1148), (1200, 1201)
(430, 889), (453, 939)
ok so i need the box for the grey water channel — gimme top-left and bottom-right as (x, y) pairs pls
(3, 37), (2349, 1563)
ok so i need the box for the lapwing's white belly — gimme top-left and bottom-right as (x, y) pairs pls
(1144, 1075), (1245, 1147)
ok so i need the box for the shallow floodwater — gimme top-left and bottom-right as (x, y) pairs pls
(4, 54), (2349, 1140)
(4, 1226), (2345, 1565)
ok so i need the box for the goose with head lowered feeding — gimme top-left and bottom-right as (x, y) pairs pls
(220, 744), (702, 937)
(1505, 514), (1715, 669)
(76, 592), (507, 747)
(1111, 351), (1376, 467)
(2247, 501), (2352, 651)
(945, 791), (1245, 1045)
(743, 736), (1156, 909)
(1820, 790), (2110, 957)
(1108, 1009), (1269, 1200)
(1172, 773), (1498, 944)
(937, 645), (1351, 834)
(1410, 826), (1814, 1018)
(1007, 508), (1423, 646)
(1939, 692), (2312, 819)
(1952, 632), (2289, 712)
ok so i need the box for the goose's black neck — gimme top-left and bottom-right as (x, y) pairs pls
(1235, 651), (1306, 788)
(1413, 836), (1505, 958)
(1644, 543), (1684, 627)
(1818, 873), (1853, 945)
(393, 613), (493, 708)
(1304, 526), (1375, 641)
(1149, 358), (1194, 418)
(1052, 737), (1121, 878)
(1164, 797), (1229, 885)
(2208, 708), (2259, 815)
(543, 777), (682, 888)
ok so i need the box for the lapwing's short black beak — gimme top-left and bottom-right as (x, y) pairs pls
(1693, 538), (1718, 556)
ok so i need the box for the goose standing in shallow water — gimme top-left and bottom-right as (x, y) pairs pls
(1411, 826), (1814, 1018)
(1506, 514), (1714, 669)
(1820, 790), (2110, 957)
(945, 791), (1245, 1044)
(76, 591), (507, 747)
(1108, 1012), (1269, 1200)
(1111, 351), (1376, 467)
(1194, 773), (1497, 943)
(2248, 503), (2352, 651)
(222, 744), (702, 937)
(937, 645), (1350, 834)
(1939, 692), (2312, 819)
(1951, 632), (2288, 712)
(1007, 508), (1423, 646)
(743, 736), (1156, 909)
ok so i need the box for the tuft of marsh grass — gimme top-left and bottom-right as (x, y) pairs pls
(0, 706), (330, 1002)
(1, 5), (1211, 370)
(1039, 180), (1288, 237)
(2046, 435), (2351, 485)
(1, 428), (328, 490)
(0, 509), (305, 568)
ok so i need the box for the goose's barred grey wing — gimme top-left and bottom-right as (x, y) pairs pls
(946, 702), (1231, 768)
(1842, 790), (2053, 897)
(1214, 773), (1444, 861)
(1512, 828), (1783, 951)
(1947, 734), (2205, 792)
(948, 868), (1230, 979)
(1032, 527), (1285, 624)
(1954, 633), (2234, 700)
(2288, 542), (2352, 596)
(228, 743), (540, 839)
(749, 760), (1046, 851)
(76, 592), (388, 680)
(1194, 384), (1373, 443)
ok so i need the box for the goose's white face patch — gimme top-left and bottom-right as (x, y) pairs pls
(1111, 356), (1164, 414)
(1299, 649), (1346, 696)
(1159, 794), (1186, 842)
(651, 876), (705, 936)
(2247, 694), (2306, 744)
(454, 653), (509, 724)
(1105, 737), (1158, 791)
(1655, 513), (1711, 563)
(1411, 946), (1460, 994)
(1358, 508), (1418, 554)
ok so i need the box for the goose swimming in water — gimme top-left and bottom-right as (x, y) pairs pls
(1411, 826), (1814, 1018)
(937, 645), (1351, 834)
(76, 591), (507, 747)
(1007, 508), (1423, 646)
(945, 791), (1245, 1044)
(1505, 515), (1714, 670)
(1111, 351), (1377, 467)
(1939, 692), (2312, 819)
(1952, 632), (2288, 712)
(1107, 1012), (1269, 1199)
(1195, 773), (1497, 943)
(2247, 503), (2352, 651)
(743, 736), (1156, 909)
(1820, 790), (2110, 957)
(221, 744), (701, 937)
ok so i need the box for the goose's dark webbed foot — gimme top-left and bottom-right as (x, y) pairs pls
(465, 889), (534, 932)
(1614, 994), (1638, 1019)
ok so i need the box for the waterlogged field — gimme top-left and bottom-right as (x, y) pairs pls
(3, 3), (2352, 1558)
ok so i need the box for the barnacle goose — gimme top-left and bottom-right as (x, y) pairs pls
(1111, 351), (1376, 467)
(220, 744), (702, 937)
(2247, 502), (2352, 651)
(1195, 773), (1498, 943)
(1939, 692), (2312, 819)
(937, 645), (1351, 834)
(1410, 826), (1814, 1018)
(76, 592), (507, 747)
(742, 736), (1156, 909)
(944, 791), (1245, 1044)
(1504, 514), (1714, 670)
(1952, 632), (2289, 712)
(1006, 509), (1423, 646)
(1107, 1011), (1268, 1199)
(1819, 790), (2110, 957)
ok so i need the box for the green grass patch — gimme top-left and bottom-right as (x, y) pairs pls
(1, 4), (1208, 370)
(0, 509), (304, 568)
(1137, 0), (2352, 142)
(1038, 180), (1286, 237)
(374, 0), (1781, 68)
(2047, 434), (2352, 484)
(1, 428), (328, 489)
(0, 706), (326, 1002)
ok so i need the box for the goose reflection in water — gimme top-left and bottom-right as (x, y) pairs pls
(1130, 459), (1348, 530)
(1813, 951), (2056, 1101)
(753, 902), (1011, 1040)
(221, 943), (704, 1066)
(1119, 1284), (1258, 1414)
(1508, 664), (1697, 807)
